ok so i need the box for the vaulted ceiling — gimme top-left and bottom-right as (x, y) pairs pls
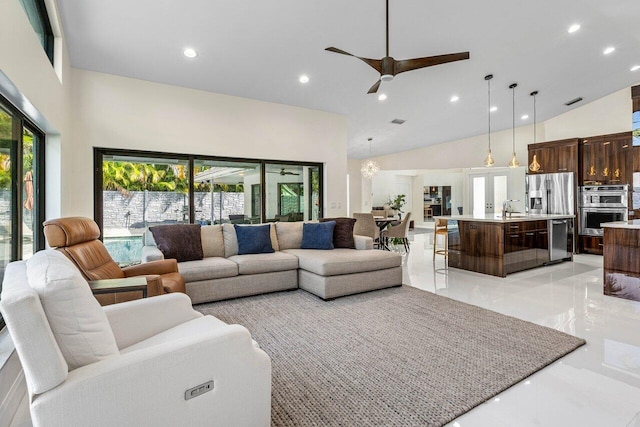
(58, 0), (640, 158)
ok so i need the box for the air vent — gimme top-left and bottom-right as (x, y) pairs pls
(564, 97), (583, 106)
(390, 118), (406, 125)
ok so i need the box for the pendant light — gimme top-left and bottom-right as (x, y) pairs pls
(528, 90), (541, 172)
(361, 137), (380, 179)
(508, 83), (520, 168)
(483, 74), (495, 167)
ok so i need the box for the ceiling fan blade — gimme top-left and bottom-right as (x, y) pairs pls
(367, 79), (382, 94)
(325, 47), (382, 73)
(394, 52), (470, 75)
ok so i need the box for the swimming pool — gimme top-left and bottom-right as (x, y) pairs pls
(104, 236), (143, 265)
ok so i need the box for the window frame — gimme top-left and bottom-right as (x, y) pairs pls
(18, 0), (55, 65)
(93, 147), (324, 237)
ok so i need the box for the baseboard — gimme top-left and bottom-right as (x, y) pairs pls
(0, 356), (26, 427)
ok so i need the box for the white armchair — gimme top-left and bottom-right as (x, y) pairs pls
(0, 250), (271, 427)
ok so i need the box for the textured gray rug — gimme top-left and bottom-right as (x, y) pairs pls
(195, 286), (585, 427)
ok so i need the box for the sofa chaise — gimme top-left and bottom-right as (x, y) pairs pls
(143, 221), (403, 303)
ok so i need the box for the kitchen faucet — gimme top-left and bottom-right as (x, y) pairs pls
(502, 200), (520, 219)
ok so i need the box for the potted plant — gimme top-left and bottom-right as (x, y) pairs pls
(387, 194), (406, 219)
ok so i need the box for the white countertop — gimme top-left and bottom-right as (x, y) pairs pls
(434, 214), (575, 224)
(602, 220), (640, 229)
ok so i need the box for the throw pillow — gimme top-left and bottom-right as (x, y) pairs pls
(150, 224), (203, 262)
(320, 217), (356, 249)
(26, 250), (119, 371)
(234, 224), (275, 255)
(275, 222), (304, 250)
(200, 225), (225, 258)
(301, 221), (335, 250)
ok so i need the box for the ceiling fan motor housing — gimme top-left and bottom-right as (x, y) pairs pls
(381, 57), (395, 81)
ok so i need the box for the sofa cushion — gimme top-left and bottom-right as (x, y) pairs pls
(282, 248), (402, 276)
(321, 217), (356, 249)
(228, 252), (299, 275)
(235, 224), (275, 255)
(26, 250), (119, 370)
(223, 223), (279, 257)
(150, 224), (203, 262)
(201, 225), (225, 258)
(301, 222), (335, 250)
(178, 257), (238, 282)
(276, 222), (303, 250)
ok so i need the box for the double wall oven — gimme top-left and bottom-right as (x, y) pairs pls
(579, 185), (628, 236)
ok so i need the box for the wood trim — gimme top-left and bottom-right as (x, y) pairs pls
(631, 85), (640, 99)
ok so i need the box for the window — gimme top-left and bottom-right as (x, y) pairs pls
(94, 148), (323, 263)
(0, 97), (46, 329)
(18, 0), (54, 65)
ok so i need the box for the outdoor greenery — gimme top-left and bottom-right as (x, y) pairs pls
(102, 162), (244, 194)
(0, 110), (33, 191)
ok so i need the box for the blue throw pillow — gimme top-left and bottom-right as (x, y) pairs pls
(234, 224), (274, 255)
(301, 221), (335, 250)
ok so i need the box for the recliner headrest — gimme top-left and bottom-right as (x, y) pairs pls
(43, 217), (101, 248)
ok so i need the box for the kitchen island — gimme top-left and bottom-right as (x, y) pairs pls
(602, 220), (640, 302)
(437, 214), (574, 277)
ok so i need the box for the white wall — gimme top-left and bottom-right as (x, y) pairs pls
(70, 69), (348, 218)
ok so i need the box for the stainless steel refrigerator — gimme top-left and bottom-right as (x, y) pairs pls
(526, 172), (574, 215)
(526, 172), (574, 261)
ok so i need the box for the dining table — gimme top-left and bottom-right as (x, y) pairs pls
(373, 216), (400, 250)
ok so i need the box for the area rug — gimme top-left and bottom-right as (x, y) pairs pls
(195, 286), (585, 427)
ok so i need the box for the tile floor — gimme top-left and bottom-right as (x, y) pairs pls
(407, 231), (640, 427)
(10, 230), (640, 427)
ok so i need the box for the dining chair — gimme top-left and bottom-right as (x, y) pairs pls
(380, 213), (412, 253)
(353, 213), (381, 249)
(433, 217), (448, 260)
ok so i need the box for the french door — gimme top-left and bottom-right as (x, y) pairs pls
(469, 172), (509, 216)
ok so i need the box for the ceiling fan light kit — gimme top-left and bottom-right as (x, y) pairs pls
(325, 0), (470, 94)
(483, 74), (495, 167)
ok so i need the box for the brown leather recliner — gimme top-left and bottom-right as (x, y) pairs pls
(43, 217), (186, 305)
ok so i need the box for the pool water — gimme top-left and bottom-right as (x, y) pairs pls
(104, 236), (143, 265)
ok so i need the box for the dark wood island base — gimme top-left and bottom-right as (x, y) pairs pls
(603, 225), (640, 302)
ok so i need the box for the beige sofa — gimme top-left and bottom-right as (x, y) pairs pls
(143, 222), (403, 303)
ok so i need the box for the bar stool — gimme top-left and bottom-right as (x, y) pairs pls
(433, 218), (448, 260)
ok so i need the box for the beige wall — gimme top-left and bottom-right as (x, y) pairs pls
(69, 69), (348, 218)
(0, 0), (72, 218)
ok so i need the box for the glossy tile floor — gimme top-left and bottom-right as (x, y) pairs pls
(407, 231), (640, 427)
(10, 230), (640, 427)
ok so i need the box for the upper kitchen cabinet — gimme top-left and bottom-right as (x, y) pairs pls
(581, 132), (631, 185)
(527, 138), (579, 176)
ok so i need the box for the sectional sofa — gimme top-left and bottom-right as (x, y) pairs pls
(143, 222), (403, 303)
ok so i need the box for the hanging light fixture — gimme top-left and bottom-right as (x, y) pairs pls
(361, 137), (380, 179)
(508, 83), (520, 168)
(483, 74), (495, 167)
(528, 90), (541, 172)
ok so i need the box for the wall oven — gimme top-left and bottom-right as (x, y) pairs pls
(579, 185), (629, 236)
(580, 208), (627, 236)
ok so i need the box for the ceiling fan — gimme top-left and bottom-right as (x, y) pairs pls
(325, 0), (470, 94)
(267, 168), (300, 176)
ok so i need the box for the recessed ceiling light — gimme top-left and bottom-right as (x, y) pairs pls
(299, 74), (310, 83)
(450, 95), (460, 103)
(183, 48), (198, 58)
(490, 106), (498, 112)
(631, 65), (640, 72)
(521, 114), (529, 120)
(378, 93), (387, 101)
(603, 46), (615, 55)
(568, 24), (581, 34)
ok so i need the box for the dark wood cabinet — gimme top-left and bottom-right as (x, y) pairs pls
(581, 132), (631, 185)
(528, 139), (579, 175)
(449, 219), (556, 277)
(580, 235), (603, 255)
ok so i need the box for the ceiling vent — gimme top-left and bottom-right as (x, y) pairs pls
(564, 97), (583, 106)
(390, 118), (406, 125)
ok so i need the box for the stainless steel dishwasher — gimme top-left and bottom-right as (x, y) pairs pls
(549, 219), (569, 262)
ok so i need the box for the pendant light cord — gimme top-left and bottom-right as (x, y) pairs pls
(510, 83), (517, 153)
(532, 91), (538, 143)
(487, 77), (491, 150)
